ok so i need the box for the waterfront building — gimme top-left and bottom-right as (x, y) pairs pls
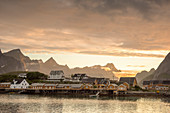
(82, 77), (110, 85)
(70, 84), (83, 89)
(83, 84), (93, 89)
(31, 83), (45, 89)
(49, 70), (65, 80)
(57, 84), (72, 89)
(44, 84), (57, 89)
(142, 81), (150, 90)
(10, 79), (29, 89)
(97, 84), (107, 89)
(142, 80), (170, 90)
(117, 84), (127, 91)
(155, 85), (169, 91)
(107, 84), (118, 90)
(71, 74), (89, 81)
(123, 82), (130, 89)
(119, 77), (137, 87)
(0, 82), (11, 88)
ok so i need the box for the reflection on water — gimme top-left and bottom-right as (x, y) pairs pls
(0, 94), (169, 113)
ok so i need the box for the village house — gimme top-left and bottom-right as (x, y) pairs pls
(70, 84), (83, 89)
(57, 84), (72, 89)
(49, 70), (65, 81)
(117, 84), (127, 92)
(18, 73), (27, 78)
(82, 77), (110, 85)
(44, 84), (57, 89)
(0, 82), (11, 88)
(107, 84), (118, 90)
(119, 77), (137, 87)
(83, 84), (93, 89)
(142, 81), (150, 90)
(155, 85), (169, 91)
(10, 79), (29, 89)
(144, 80), (170, 90)
(123, 82), (130, 89)
(71, 74), (89, 81)
(31, 83), (45, 89)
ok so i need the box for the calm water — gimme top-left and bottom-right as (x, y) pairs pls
(0, 94), (169, 113)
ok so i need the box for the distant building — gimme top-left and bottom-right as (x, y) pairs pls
(107, 84), (118, 90)
(82, 77), (110, 85)
(143, 80), (170, 90)
(71, 74), (88, 81)
(123, 82), (130, 89)
(18, 73), (27, 78)
(49, 70), (65, 80)
(142, 81), (150, 89)
(0, 82), (11, 88)
(10, 79), (29, 89)
(117, 84), (127, 92)
(31, 83), (45, 89)
(119, 77), (137, 87)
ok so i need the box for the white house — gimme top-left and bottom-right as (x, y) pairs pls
(10, 79), (29, 89)
(18, 73), (27, 78)
(49, 70), (65, 80)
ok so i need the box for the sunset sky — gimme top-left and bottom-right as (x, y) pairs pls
(0, 0), (170, 75)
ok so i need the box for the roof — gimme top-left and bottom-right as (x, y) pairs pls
(143, 81), (150, 85)
(118, 84), (126, 87)
(72, 73), (87, 77)
(57, 84), (71, 88)
(70, 84), (83, 88)
(119, 77), (136, 85)
(82, 77), (109, 84)
(11, 79), (25, 84)
(110, 84), (118, 86)
(44, 84), (57, 86)
(0, 82), (11, 85)
(50, 70), (64, 75)
(31, 83), (45, 86)
(162, 80), (170, 85)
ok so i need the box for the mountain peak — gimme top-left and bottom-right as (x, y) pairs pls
(105, 63), (121, 72)
(45, 57), (58, 64)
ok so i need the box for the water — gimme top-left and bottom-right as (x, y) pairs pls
(0, 94), (169, 113)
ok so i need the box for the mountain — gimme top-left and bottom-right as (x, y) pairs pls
(0, 49), (24, 74)
(135, 52), (170, 87)
(105, 63), (121, 72)
(0, 49), (119, 79)
(4, 49), (41, 71)
(39, 57), (70, 76)
(153, 52), (170, 80)
(135, 68), (155, 87)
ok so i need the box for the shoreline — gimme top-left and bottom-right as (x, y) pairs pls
(0, 88), (169, 98)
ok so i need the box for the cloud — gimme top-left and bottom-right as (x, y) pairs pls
(127, 65), (146, 67)
(0, 0), (170, 57)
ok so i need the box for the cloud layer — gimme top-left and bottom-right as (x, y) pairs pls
(0, 0), (170, 57)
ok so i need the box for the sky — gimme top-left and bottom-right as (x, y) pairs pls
(0, 0), (170, 75)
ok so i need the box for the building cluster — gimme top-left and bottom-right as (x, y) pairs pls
(143, 80), (170, 91)
(0, 70), (140, 95)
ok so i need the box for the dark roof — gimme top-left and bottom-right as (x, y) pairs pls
(72, 74), (87, 77)
(150, 80), (162, 84)
(82, 77), (109, 84)
(119, 77), (136, 85)
(162, 80), (170, 85)
(12, 79), (24, 84)
(143, 81), (150, 85)
(50, 70), (64, 75)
